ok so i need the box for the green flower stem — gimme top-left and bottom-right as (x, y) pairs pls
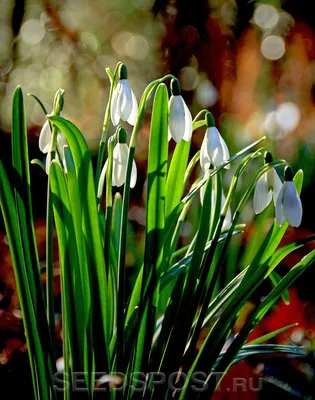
(46, 130), (57, 349)
(193, 109), (208, 125)
(45, 177), (55, 349)
(184, 150), (200, 186)
(95, 63), (122, 188)
(105, 137), (114, 272)
(179, 110), (207, 186)
(169, 199), (193, 265)
(46, 94), (62, 349)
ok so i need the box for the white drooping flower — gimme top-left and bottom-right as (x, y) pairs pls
(112, 143), (137, 188)
(200, 170), (232, 231)
(168, 78), (192, 143)
(100, 127), (137, 189)
(253, 153), (282, 214)
(110, 64), (138, 126)
(275, 167), (302, 227)
(39, 117), (67, 174)
(200, 112), (230, 171)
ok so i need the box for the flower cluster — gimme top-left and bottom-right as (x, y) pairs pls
(253, 153), (302, 227)
(37, 65), (303, 228)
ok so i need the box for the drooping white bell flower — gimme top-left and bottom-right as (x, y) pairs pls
(102, 127), (137, 188)
(200, 169), (232, 231)
(110, 64), (138, 127)
(275, 166), (302, 227)
(168, 78), (192, 143)
(200, 112), (230, 171)
(39, 118), (52, 153)
(38, 116), (67, 174)
(253, 152), (282, 214)
(112, 143), (137, 188)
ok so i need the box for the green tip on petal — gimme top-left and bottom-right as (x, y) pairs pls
(285, 166), (294, 181)
(119, 64), (128, 80)
(264, 151), (273, 164)
(205, 112), (215, 128)
(117, 126), (127, 143)
(170, 78), (181, 96)
(53, 88), (65, 114)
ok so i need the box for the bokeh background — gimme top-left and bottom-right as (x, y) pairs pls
(1, 0), (315, 398)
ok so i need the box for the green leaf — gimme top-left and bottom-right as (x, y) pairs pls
(269, 270), (290, 305)
(144, 82), (169, 275)
(47, 115), (110, 372)
(179, 232), (315, 399)
(0, 161), (51, 400)
(160, 228), (244, 290)
(165, 140), (191, 218)
(215, 344), (306, 368)
(27, 92), (48, 115)
(12, 87), (56, 394)
(133, 83), (169, 382)
(12, 86), (44, 322)
(246, 323), (298, 346)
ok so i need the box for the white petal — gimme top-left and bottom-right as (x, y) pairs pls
(207, 127), (229, 167)
(168, 95), (186, 143)
(182, 99), (193, 141)
(200, 135), (211, 171)
(45, 151), (51, 174)
(39, 120), (52, 153)
(110, 84), (121, 126)
(275, 183), (286, 226)
(98, 160), (108, 198)
(270, 168), (282, 206)
(253, 173), (272, 214)
(127, 89), (138, 126)
(118, 80), (133, 122)
(56, 134), (67, 163)
(223, 206), (232, 231)
(130, 160), (137, 188)
(221, 192), (232, 230)
(112, 143), (128, 187)
(220, 134), (230, 169)
(283, 181), (303, 227)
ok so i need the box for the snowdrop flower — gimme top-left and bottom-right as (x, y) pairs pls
(39, 116), (67, 174)
(276, 166), (302, 227)
(168, 78), (192, 143)
(111, 64), (138, 126)
(102, 127), (137, 188)
(253, 152), (282, 214)
(38, 89), (66, 173)
(200, 170), (232, 231)
(200, 112), (230, 171)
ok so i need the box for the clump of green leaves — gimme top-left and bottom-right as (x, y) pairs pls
(0, 63), (314, 400)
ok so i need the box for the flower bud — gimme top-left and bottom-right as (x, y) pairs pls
(53, 89), (65, 115)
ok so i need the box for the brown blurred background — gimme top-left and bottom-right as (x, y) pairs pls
(1, 0), (315, 398)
